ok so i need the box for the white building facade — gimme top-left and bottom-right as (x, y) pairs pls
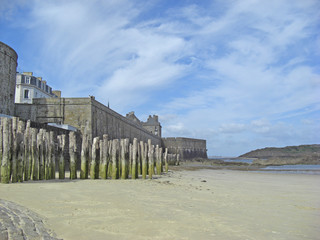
(15, 72), (58, 104)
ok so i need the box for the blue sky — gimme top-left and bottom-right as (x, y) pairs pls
(1, 0), (319, 156)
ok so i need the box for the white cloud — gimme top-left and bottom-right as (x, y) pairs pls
(2, 0), (319, 156)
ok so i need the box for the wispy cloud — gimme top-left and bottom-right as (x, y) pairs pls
(1, 0), (319, 156)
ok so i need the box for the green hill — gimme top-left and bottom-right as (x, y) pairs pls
(239, 144), (320, 165)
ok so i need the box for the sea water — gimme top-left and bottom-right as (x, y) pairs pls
(260, 164), (320, 175)
(223, 159), (253, 164)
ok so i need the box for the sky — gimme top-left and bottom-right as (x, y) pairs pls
(1, 0), (319, 156)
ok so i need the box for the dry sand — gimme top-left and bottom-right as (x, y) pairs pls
(0, 169), (319, 240)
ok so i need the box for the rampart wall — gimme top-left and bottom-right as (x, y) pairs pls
(15, 97), (161, 146)
(162, 137), (207, 160)
(0, 41), (17, 116)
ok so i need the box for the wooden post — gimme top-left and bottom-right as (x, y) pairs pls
(31, 128), (38, 180)
(58, 134), (66, 179)
(140, 141), (147, 179)
(11, 117), (18, 140)
(137, 141), (141, 176)
(0, 121), (2, 182)
(1, 118), (11, 183)
(38, 130), (46, 180)
(69, 132), (77, 179)
(132, 138), (138, 179)
(148, 144), (154, 179)
(159, 147), (163, 173)
(107, 139), (112, 178)
(17, 121), (25, 182)
(44, 131), (50, 180)
(90, 137), (100, 179)
(176, 154), (180, 166)
(80, 127), (90, 179)
(111, 139), (119, 179)
(100, 134), (108, 179)
(49, 131), (55, 180)
(129, 143), (132, 178)
(24, 120), (31, 181)
(121, 138), (129, 179)
(11, 130), (19, 183)
(156, 145), (161, 175)
(164, 148), (168, 172)
(8, 118), (12, 181)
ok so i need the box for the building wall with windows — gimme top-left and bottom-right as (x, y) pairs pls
(15, 72), (58, 104)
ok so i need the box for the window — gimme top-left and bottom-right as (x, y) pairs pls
(25, 76), (31, 84)
(24, 89), (29, 99)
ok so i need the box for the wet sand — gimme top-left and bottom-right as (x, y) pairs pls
(0, 169), (319, 240)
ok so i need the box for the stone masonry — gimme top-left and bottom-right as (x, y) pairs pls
(162, 137), (207, 160)
(0, 41), (18, 116)
(15, 97), (161, 146)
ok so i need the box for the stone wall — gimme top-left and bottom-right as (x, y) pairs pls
(91, 99), (161, 145)
(15, 97), (161, 146)
(0, 41), (18, 115)
(161, 137), (207, 160)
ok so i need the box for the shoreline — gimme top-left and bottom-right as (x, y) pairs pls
(1, 169), (319, 240)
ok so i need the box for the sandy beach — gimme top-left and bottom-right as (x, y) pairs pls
(0, 169), (319, 240)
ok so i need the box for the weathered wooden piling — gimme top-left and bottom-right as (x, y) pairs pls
(17, 121), (25, 182)
(37, 130), (45, 180)
(131, 138), (138, 179)
(129, 143), (132, 177)
(69, 132), (77, 179)
(44, 131), (50, 180)
(49, 131), (55, 180)
(80, 128), (89, 179)
(1, 118), (11, 183)
(31, 128), (38, 180)
(7, 119), (12, 180)
(24, 120), (31, 181)
(159, 147), (163, 173)
(107, 139), (113, 178)
(137, 141), (141, 176)
(100, 134), (108, 179)
(156, 145), (161, 175)
(0, 122), (3, 182)
(90, 137), (100, 179)
(176, 154), (180, 166)
(11, 131), (18, 183)
(140, 141), (147, 179)
(121, 139), (129, 179)
(58, 134), (66, 179)
(164, 148), (168, 172)
(111, 139), (119, 179)
(12, 117), (18, 140)
(148, 144), (155, 179)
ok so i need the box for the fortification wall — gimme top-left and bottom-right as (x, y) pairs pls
(0, 41), (18, 115)
(161, 137), (207, 160)
(91, 99), (161, 145)
(15, 97), (161, 145)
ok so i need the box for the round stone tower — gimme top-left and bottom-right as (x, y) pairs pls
(0, 41), (18, 116)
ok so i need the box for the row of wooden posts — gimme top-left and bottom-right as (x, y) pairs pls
(0, 117), (180, 184)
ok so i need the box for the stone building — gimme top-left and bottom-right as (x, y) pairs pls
(15, 72), (58, 104)
(142, 115), (162, 137)
(15, 97), (162, 146)
(1, 41), (207, 160)
(0, 41), (18, 116)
